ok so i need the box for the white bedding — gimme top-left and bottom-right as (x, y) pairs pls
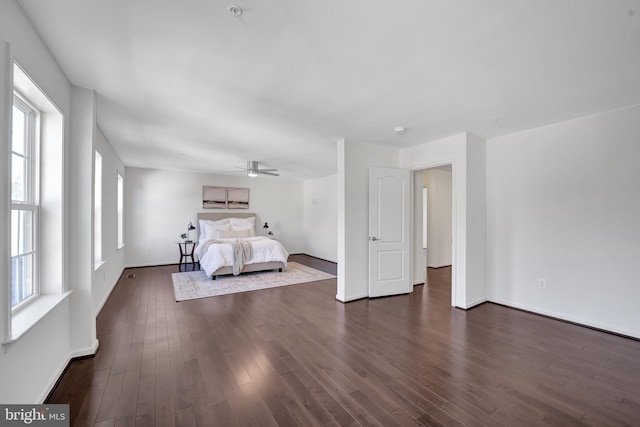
(195, 236), (289, 277)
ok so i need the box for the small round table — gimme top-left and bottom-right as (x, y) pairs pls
(177, 241), (198, 271)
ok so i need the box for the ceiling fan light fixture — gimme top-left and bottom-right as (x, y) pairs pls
(247, 160), (258, 177)
(228, 161), (278, 177)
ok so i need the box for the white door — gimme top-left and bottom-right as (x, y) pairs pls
(369, 167), (411, 297)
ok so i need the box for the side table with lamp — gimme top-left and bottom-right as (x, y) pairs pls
(178, 222), (198, 271)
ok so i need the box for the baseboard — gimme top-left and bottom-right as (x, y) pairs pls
(40, 339), (99, 404)
(290, 253), (338, 265)
(69, 339), (100, 360)
(488, 298), (640, 341)
(459, 298), (487, 310)
(125, 262), (177, 269)
(95, 267), (125, 317)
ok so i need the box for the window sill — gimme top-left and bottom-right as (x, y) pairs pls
(2, 291), (72, 345)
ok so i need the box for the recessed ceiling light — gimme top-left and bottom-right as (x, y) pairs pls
(394, 126), (406, 135)
(228, 5), (243, 17)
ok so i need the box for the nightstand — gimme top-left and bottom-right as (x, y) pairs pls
(177, 241), (198, 271)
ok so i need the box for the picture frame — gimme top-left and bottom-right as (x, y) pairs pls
(227, 187), (250, 209)
(202, 186), (227, 209)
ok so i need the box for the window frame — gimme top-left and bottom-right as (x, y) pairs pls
(94, 150), (103, 269)
(117, 172), (124, 249)
(10, 93), (40, 311)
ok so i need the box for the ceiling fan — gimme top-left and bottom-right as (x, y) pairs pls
(232, 161), (279, 177)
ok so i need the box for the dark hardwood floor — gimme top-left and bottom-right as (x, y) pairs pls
(47, 255), (640, 426)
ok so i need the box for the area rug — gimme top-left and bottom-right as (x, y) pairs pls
(171, 262), (335, 301)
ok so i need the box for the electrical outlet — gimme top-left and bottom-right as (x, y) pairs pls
(537, 278), (547, 289)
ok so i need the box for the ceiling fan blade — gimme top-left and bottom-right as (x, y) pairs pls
(226, 161), (280, 176)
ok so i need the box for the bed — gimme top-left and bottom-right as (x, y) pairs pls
(194, 212), (289, 279)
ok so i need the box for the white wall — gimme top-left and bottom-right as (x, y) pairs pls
(486, 105), (640, 338)
(465, 134), (487, 306)
(303, 174), (337, 262)
(337, 140), (398, 302)
(0, 299), (71, 403)
(125, 167), (305, 267)
(1, 0), (80, 403)
(67, 87), (98, 356)
(92, 127), (125, 316)
(0, 1), (126, 402)
(423, 167), (452, 268)
(0, 36), (11, 358)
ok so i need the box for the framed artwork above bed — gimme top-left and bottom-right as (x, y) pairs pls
(202, 186), (226, 209)
(227, 187), (250, 209)
(202, 186), (250, 209)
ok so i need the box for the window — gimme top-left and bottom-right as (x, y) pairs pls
(5, 61), (65, 341)
(94, 151), (103, 268)
(11, 95), (39, 308)
(117, 172), (124, 248)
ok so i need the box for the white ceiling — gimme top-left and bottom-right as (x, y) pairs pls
(17, 0), (640, 180)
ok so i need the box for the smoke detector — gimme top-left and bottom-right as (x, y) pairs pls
(228, 5), (243, 17)
(394, 126), (407, 135)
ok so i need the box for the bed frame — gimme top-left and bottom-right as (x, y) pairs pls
(196, 212), (285, 279)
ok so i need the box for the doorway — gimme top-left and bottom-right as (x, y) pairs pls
(412, 165), (453, 299)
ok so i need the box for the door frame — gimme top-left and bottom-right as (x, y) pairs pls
(410, 159), (457, 307)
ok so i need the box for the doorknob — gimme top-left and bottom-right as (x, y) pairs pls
(370, 236), (379, 241)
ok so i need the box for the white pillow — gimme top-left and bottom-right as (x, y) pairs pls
(229, 217), (256, 227)
(199, 218), (230, 240)
(203, 222), (231, 241)
(230, 224), (255, 236)
(199, 218), (230, 229)
(216, 228), (253, 239)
